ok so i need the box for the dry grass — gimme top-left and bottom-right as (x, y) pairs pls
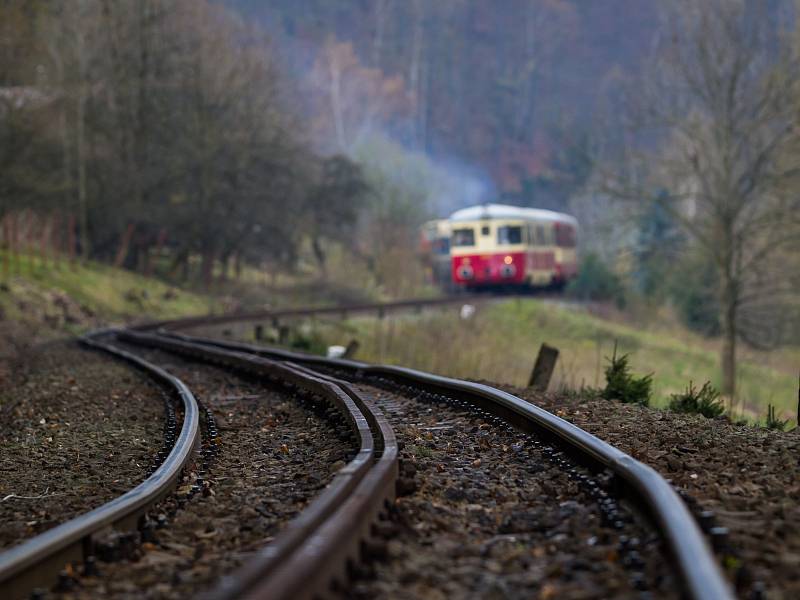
(306, 299), (798, 423)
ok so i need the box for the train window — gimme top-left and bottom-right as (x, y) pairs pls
(497, 225), (522, 245)
(556, 224), (576, 247)
(481, 225), (490, 236)
(535, 225), (545, 246)
(452, 228), (475, 246)
(432, 238), (450, 254)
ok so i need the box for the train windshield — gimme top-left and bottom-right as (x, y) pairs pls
(432, 238), (450, 254)
(452, 228), (475, 246)
(497, 225), (522, 245)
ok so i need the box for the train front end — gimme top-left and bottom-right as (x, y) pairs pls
(450, 218), (531, 288)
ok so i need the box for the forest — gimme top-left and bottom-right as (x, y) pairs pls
(1, 0), (799, 400)
(0, 0), (381, 287)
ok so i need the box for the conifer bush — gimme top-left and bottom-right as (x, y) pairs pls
(668, 381), (725, 418)
(601, 344), (652, 406)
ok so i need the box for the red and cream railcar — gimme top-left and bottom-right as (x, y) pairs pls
(419, 219), (452, 287)
(449, 204), (578, 289)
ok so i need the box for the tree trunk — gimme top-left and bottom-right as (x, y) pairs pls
(720, 275), (737, 403)
(114, 222), (136, 268)
(2, 214), (9, 278)
(40, 216), (51, 269)
(76, 0), (90, 261)
(145, 228), (167, 277)
(201, 249), (215, 289)
(10, 212), (20, 274)
(218, 252), (230, 284)
(52, 213), (62, 269)
(68, 214), (77, 269)
(234, 252), (242, 280)
(312, 236), (327, 278)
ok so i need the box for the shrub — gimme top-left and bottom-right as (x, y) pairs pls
(601, 344), (652, 406)
(567, 253), (626, 307)
(765, 404), (789, 431)
(668, 253), (720, 336)
(668, 381), (725, 418)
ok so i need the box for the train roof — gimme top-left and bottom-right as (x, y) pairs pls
(422, 219), (452, 235)
(448, 203), (578, 226)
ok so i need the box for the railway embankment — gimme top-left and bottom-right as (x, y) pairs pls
(498, 383), (800, 599)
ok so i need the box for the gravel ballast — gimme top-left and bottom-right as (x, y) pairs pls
(60, 344), (354, 599)
(0, 342), (164, 551)
(347, 382), (678, 599)
(499, 384), (800, 599)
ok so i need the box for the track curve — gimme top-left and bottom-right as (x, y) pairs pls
(0, 331), (201, 599)
(159, 329), (734, 600)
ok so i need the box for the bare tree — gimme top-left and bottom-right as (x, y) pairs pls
(607, 0), (800, 400)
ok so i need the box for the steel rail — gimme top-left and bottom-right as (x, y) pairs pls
(116, 330), (399, 600)
(131, 294), (510, 332)
(0, 331), (201, 600)
(160, 330), (734, 600)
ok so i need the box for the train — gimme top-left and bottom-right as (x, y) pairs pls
(419, 219), (453, 288)
(422, 203), (578, 291)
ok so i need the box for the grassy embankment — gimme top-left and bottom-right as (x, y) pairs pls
(0, 252), (217, 334)
(295, 298), (798, 424)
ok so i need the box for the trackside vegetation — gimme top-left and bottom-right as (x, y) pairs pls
(668, 381), (725, 419)
(600, 346), (652, 407)
(297, 299), (797, 423)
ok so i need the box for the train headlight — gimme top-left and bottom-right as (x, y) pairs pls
(500, 264), (516, 278)
(503, 255), (513, 265)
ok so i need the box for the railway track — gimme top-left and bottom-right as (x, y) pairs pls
(156, 328), (735, 600)
(0, 334), (201, 599)
(113, 329), (399, 600)
(0, 307), (734, 598)
(0, 330), (399, 600)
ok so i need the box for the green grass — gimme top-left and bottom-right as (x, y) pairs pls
(301, 298), (798, 424)
(0, 252), (217, 330)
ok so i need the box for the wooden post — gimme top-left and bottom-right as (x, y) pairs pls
(528, 343), (559, 391)
(1, 214), (9, 278)
(343, 339), (360, 359)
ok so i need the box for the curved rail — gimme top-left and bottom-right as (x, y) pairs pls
(159, 329), (734, 600)
(0, 331), (201, 599)
(132, 294), (507, 332)
(117, 330), (399, 600)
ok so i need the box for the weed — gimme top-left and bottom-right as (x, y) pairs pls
(601, 343), (652, 406)
(765, 404), (789, 431)
(410, 444), (434, 458)
(668, 381), (725, 418)
(556, 383), (601, 400)
(288, 330), (328, 355)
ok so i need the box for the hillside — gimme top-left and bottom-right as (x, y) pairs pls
(293, 298), (798, 424)
(0, 255), (217, 359)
